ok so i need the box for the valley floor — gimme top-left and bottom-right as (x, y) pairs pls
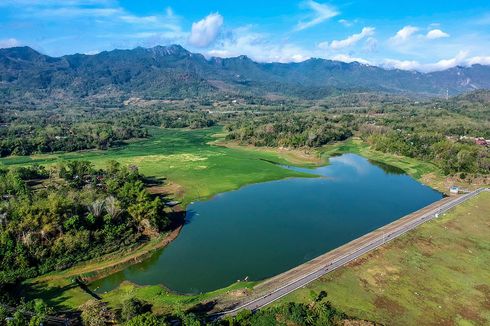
(5, 127), (488, 323)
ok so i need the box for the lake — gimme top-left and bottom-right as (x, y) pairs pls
(91, 153), (442, 294)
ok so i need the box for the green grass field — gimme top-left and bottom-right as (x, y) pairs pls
(0, 127), (314, 205)
(278, 191), (490, 325)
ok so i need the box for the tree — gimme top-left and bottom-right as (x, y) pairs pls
(80, 300), (115, 326)
(125, 313), (165, 326)
(120, 298), (151, 322)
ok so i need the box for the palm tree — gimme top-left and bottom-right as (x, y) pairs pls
(88, 199), (104, 218)
(105, 196), (122, 220)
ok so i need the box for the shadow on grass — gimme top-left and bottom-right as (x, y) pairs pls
(20, 280), (80, 311)
(186, 300), (218, 316)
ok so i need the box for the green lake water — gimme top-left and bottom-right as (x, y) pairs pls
(91, 153), (442, 294)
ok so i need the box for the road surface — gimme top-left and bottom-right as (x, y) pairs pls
(213, 187), (488, 317)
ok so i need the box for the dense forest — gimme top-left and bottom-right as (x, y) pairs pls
(225, 112), (354, 148)
(0, 161), (172, 290)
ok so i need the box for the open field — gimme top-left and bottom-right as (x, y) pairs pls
(0, 127), (314, 205)
(277, 191), (490, 325)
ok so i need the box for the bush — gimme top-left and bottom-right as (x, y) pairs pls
(120, 298), (151, 322)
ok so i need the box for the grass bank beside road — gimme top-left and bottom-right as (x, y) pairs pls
(278, 191), (490, 325)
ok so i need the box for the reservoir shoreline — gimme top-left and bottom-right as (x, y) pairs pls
(90, 154), (443, 294)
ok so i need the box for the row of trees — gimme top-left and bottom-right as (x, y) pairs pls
(224, 96), (489, 176)
(363, 130), (489, 175)
(77, 291), (351, 326)
(0, 107), (217, 157)
(0, 123), (148, 157)
(225, 113), (354, 148)
(0, 161), (171, 287)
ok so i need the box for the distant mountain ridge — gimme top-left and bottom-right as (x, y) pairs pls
(1, 45), (490, 107)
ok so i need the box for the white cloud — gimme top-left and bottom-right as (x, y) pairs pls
(208, 27), (310, 63)
(0, 38), (21, 48)
(295, 1), (339, 31)
(338, 19), (355, 27)
(330, 54), (371, 65)
(364, 37), (378, 52)
(390, 25), (419, 43)
(382, 51), (469, 72)
(188, 13), (223, 48)
(426, 29), (449, 39)
(467, 55), (490, 65)
(327, 27), (375, 50)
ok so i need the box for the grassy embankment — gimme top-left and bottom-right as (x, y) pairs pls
(277, 191), (490, 325)
(1, 127), (455, 313)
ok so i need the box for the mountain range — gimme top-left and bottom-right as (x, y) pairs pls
(1, 45), (490, 107)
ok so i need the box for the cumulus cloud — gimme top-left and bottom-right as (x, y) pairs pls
(327, 27), (375, 50)
(466, 55), (490, 65)
(0, 38), (21, 48)
(382, 51), (469, 72)
(208, 27), (310, 63)
(426, 29), (449, 39)
(389, 25), (419, 43)
(330, 54), (371, 65)
(295, 1), (339, 31)
(188, 13), (223, 48)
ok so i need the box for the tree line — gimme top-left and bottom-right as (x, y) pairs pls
(0, 107), (217, 157)
(225, 112), (354, 148)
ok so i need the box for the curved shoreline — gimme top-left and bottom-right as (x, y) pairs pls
(30, 206), (185, 287)
(81, 224), (184, 284)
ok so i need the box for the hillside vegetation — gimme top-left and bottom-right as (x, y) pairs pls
(2, 45), (490, 107)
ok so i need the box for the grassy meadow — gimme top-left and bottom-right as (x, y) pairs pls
(278, 191), (490, 325)
(0, 127), (315, 205)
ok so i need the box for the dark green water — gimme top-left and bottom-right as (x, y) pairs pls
(91, 154), (442, 294)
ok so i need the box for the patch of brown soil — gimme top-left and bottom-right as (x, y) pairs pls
(359, 278), (370, 290)
(475, 284), (490, 309)
(148, 182), (185, 198)
(443, 220), (464, 232)
(413, 236), (436, 257)
(227, 288), (251, 298)
(373, 296), (406, 316)
(347, 256), (369, 268)
(457, 306), (484, 324)
(216, 140), (324, 165)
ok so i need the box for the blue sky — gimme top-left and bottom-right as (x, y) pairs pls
(1, 0), (490, 71)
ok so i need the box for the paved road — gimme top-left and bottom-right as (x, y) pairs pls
(214, 187), (488, 317)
